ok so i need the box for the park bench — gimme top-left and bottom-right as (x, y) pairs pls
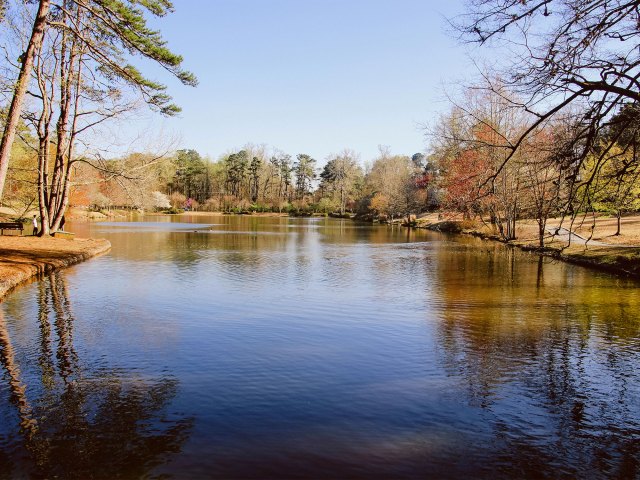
(0, 222), (24, 235)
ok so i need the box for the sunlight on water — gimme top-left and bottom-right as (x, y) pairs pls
(1, 216), (639, 478)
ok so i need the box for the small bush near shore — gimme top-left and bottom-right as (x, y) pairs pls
(163, 207), (184, 214)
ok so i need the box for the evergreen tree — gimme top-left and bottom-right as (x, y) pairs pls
(0, 0), (196, 205)
(249, 156), (262, 202)
(293, 154), (316, 199)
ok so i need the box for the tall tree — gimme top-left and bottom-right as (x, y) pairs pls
(584, 104), (640, 235)
(0, 0), (50, 202)
(520, 127), (567, 247)
(169, 149), (207, 202)
(587, 145), (640, 236)
(55, 0), (194, 232)
(293, 154), (316, 199)
(249, 155), (262, 202)
(279, 153), (292, 201)
(319, 150), (362, 215)
(1, 0), (197, 221)
(225, 150), (248, 198)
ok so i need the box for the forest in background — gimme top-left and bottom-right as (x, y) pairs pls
(1, 0), (639, 248)
(3, 138), (437, 221)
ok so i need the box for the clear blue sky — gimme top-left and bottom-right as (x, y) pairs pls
(147, 0), (473, 164)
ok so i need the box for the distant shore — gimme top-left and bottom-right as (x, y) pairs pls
(3, 206), (637, 297)
(63, 208), (291, 221)
(63, 208), (640, 279)
(0, 236), (111, 301)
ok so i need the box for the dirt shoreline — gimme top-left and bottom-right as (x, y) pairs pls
(416, 214), (640, 279)
(0, 236), (111, 301)
(464, 229), (640, 279)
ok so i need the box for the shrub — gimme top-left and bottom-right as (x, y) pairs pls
(169, 192), (187, 210)
(203, 197), (221, 212)
(163, 207), (183, 214)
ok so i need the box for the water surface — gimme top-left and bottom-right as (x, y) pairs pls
(1, 215), (638, 479)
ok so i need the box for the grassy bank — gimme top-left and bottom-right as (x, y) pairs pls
(416, 213), (640, 279)
(0, 236), (111, 300)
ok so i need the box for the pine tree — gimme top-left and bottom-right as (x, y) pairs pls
(0, 0), (197, 204)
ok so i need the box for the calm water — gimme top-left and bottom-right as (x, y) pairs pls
(0, 215), (639, 479)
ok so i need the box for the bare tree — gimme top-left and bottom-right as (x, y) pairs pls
(520, 127), (568, 247)
(364, 147), (420, 222)
(455, 0), (640, 191)
(428, 81), (531, 240)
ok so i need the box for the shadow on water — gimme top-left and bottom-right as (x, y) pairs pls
(0, 272), (193, 479)
(434, 239), (640, 478)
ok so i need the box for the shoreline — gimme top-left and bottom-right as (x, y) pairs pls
(415, 216), (640, 280)
(0, 236), (111, 301)
(4, 210), (637, 300)
(466, 229), (640, 279)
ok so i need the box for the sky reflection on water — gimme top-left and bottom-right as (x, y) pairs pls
(1, 216), (639, 479)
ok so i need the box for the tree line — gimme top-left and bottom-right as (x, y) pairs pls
(0, 1), (437, 229)
(3, 0), (639, 239)
(18, 145), (437, 221)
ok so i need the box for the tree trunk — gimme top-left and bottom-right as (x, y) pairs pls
(615, 210), (621, 236)
(48, 13), (77, 223)
(538, 220), (545, 248)
(46, 12), (82, 234)
(510, 210), (517, 241)
(0, 0), (50, 201)
(37, 139), (51, 236)
(36, 57), (53, 237)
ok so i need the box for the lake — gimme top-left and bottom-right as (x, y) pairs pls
(1, 215), (639, 479)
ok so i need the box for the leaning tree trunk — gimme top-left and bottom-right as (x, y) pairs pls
(0, 0), (50, 202)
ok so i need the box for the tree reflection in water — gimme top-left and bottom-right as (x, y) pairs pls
(435, 242), (640, 478)
(0, 272), (193, 479)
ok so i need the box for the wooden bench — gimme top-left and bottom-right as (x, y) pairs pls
(0, 222), (24, 235)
